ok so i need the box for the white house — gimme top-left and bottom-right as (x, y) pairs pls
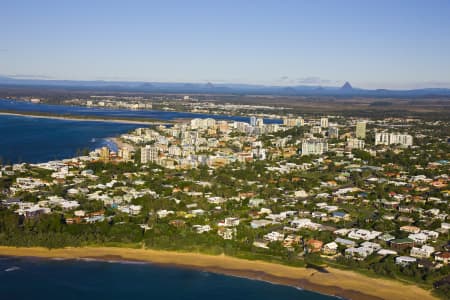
(345, 247), (374, 259)
(410, 245), (435, 258)
(264, 231), (284, 242)
(395, 256), (417, 266)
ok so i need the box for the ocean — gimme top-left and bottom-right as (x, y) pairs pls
(0, 256), (336, 300)
(0, 115), (140, 164)
(0, 99), (281, 164)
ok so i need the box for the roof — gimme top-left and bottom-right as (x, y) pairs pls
(390, 238), (414, 244)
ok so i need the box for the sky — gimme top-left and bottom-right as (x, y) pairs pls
(1, 0), (450, 89)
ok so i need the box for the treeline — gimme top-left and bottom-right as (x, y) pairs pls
(0, 209), (143, 248)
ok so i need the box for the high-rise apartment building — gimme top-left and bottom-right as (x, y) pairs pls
(356, 121), (366, 139)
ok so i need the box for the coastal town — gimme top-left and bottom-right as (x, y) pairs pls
(0, 108), (449, 297)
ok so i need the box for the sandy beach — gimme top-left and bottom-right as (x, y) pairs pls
(110, 137), (134, 150)
(0, 111), (170, 125)
(0, 246), (437, 300)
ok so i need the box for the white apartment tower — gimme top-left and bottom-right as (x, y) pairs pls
(141, 145), (159, 163)
(301, 139), (328, 156)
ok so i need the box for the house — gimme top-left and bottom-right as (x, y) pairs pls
(441, 223), (450, 231)
(331, 211), (350, 221)
(348, 229), (381, 241)
(335, 237), (357, 248)
(378, 233), (395, 242)
(400, 225), (421, 234)
(421, 230), (439, 240)
(395, 256), (417, 266)
(253, 241), (269, 249)
(264, 231), (284, 242)
(283, 235), (301, 248)
(157, 209), (174, 218)
(390, 238), (414, 251)
(192, 225), (211, 234)
(408, 233), (428, 245)
(290, 218), (312, 229)
(221, 217), (240, 227)
(361, 241), (382, 251)
(248, 198), (266, 207)
(323, 242), (339, 255)
(345, 247), (373, 260)
(218, 227), (236, 240)
(306, 239), (323, 253)
(377, 249), (398, 256)
(434, 252), (450, 264)
(169, 219), (186, 228)
(410, 245), (435, 258)
(250, 219), (273, 229)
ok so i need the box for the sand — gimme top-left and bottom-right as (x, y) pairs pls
(0, 111), (169, 125)
(0, 246), (437, 300)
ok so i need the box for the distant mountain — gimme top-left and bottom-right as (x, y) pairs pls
(0, 76), (450, 97)
(341, 81), (353, 91)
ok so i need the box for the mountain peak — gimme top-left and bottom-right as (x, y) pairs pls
(341, 81), (353, 90)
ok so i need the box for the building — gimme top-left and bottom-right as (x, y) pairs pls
(356, 121), (366, 139)
(434, 252), (450, 264)
(322, 242), (338, 255)
(250, 116), (257, 127)
(375, 133), (413, 146)
(320, 117), (328, 128)
(410, 245), (435, 258)
(100, 147), (110, 162)
(328, 127), (339, 139)
(311, 126), (322, 134)
(345, 247), (374, 259)
(283, 117), (303, 127)
(119, 147), (133, 161)
(256, 118), (264, 128)
(217, 120), (229, 133)
(141, 145), (158, 163)
(390, 238), (414, 251)
(306, 239), (323, 253)
(346, 138), (365, 150)
(395, 256), (417, 266)
(301, 139), (328, 156)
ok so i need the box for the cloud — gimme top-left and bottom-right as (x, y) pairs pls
(8, 74), (54, 79)
(419, 81), (450, 88)
(276, 76), (341, 86)
(295, 76), (341, 85)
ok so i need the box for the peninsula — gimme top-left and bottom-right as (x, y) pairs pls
(0, 110), (171, 125)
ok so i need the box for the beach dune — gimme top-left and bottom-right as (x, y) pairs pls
(0, 246), (437, 300)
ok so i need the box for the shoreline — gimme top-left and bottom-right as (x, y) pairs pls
(110, 137), (133, 150)
(0, 111), (170, 125)
(0, 246), (437, 300)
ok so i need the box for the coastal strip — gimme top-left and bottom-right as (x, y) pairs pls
(0, 246), (437, 300)
(0, 110), (171, 125)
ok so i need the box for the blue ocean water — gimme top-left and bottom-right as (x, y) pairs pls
(0, 99), (281, 164)
(0, 115), (140, 164)
(0, 256), (336, 300)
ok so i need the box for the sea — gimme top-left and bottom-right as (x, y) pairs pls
(0, 99), (281, 164)
(0, 256), (336, 300)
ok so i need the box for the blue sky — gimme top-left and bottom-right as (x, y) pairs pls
(1, 0), (450, 89)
